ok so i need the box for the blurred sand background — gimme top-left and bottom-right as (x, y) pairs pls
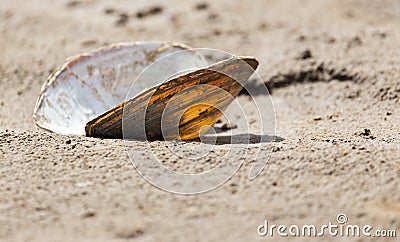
(0, 0), (399, 241)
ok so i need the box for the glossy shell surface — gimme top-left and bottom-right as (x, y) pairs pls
(85, 56), (259, 140)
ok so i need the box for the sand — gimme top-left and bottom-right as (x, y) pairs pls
(0, 0), (399, 241)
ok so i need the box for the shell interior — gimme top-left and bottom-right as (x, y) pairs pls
(34, 42), (208, 135)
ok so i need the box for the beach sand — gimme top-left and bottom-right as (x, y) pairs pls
(0, 0), (399, 241)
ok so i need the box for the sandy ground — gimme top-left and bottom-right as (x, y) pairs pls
(0, 0), (400, 241)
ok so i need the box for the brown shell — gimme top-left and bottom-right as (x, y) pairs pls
(85, 56), (259, 140)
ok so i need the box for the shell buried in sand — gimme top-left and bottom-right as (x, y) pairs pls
(34, 41), (258, 140)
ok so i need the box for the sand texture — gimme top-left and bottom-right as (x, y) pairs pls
(0, 0), (399, 241)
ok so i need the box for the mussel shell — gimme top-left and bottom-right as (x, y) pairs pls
(85, 56), (259, 140)
(33, 41), (207, 135)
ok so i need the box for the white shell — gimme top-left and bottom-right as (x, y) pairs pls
(33, 41), (208, 135)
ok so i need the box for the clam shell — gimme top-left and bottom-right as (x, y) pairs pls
(33, 41), (207, 135)
(86, 56), (259, 140)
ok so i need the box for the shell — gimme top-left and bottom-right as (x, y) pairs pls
(33, 41), (208, 135)
(85, 56), (259, 140)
